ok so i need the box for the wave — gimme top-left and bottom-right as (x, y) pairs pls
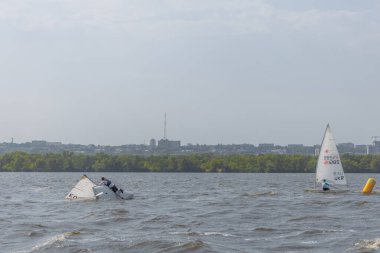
(24, 224), (48, 229)
(364, 190), (380, 195)
(97, 208), (129, 217)
(271, 244), (315, 251)
(157, 240), (209, 253)
(90, 208), (131, 224)
(202, 232), (237, 237)
(171, 223), (188, 228)
(305, 200), (332, 205)
(22, 231), (81, 253)
(241, 191), (277, 197)
(287, 215), (325, 222)
(169, 230), (236, 238)
(253, 227), (275, 232)
(109, 208), (129, 216)
(169, 231), (201, 236)
(27, 231), (45, 238)
(299, 229), (337, 235)
(31, 234), (66, 251)
(195, 210), (233, 218)
(301, 241), (318, 245)
(143, 214), (172, 223)
(350, 238), (380, 251)
(79, 211), (97, 219)
(351, 200), (369, 207)
(121, 239), (213, 253)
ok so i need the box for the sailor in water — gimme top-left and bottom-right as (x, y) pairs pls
(322, 179), (330, 191)
(101, 177), (124, 193)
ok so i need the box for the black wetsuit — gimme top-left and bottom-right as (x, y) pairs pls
(102, 178), (118, 193)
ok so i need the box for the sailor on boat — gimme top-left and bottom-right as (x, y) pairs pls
(101, 177), (124, 194)
(322, 179), (330, 191)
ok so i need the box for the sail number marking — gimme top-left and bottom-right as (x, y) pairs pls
(324, 155), (340, 165)
(67, 193), (78, 199)
(333, 171), (344, 181)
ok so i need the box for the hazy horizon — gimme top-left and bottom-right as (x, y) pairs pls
(1, 0), (379, 146)
(3, 124), (375, 147)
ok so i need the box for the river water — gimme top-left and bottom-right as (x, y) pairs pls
(1, 173), (380, 253)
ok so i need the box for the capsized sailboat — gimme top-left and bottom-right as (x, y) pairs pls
(314, 124), (348, 192)
(65, 175), (133, 200)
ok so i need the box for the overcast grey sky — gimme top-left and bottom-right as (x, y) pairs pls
(0, 0), (379, 146)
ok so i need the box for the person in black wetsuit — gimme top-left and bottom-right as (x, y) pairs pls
(101, 177), (121, 193)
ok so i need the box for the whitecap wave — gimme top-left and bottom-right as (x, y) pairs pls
(351, 238), (380, 250)
(168, 231), (236, 237)
(31, 234), (66, 252)
(202, 232), (237, 237)
(28, 231), (80, 252)
(301, 241), (318, 245)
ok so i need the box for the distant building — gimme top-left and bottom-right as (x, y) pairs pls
(287, 144), (304, 154)
(312, 145), (320, 156)
(149, 139), (156, 148)
(257, 143), (274, 153)
(337, 143), (355, 154)
(31, 140), (47, 145)
(47, 142), (62, 146)
(157, 139), (181, 150)
(374, 141), (380, 154)
(355, 145), (368, 155)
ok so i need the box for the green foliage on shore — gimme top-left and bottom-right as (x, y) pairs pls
(0, 152), (379, 172)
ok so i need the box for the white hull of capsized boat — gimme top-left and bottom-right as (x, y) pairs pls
(93, 185), (134, 200)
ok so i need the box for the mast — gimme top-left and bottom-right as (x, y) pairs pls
(315, 124), (329, 189)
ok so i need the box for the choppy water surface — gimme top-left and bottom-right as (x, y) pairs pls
(1, 173), (380, 253)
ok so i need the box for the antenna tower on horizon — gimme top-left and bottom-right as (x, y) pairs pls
(164, 113), (167, 140)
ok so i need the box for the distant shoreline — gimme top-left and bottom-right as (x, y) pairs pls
(0, 152), (379, 173)
(0, 171), (378, 174)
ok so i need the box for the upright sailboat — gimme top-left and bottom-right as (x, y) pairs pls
(315, 124), (347, 191)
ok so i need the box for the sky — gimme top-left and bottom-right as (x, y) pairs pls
(0, 0), (379, 146)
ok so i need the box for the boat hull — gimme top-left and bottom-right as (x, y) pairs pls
(305, 188), (349, 193)
(93, 185), (134, 200)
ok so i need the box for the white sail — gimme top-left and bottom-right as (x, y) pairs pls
(315, 124), (347, 188)
(65, 175), (96, 199)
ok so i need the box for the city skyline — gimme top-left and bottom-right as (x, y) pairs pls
(1, 134), (378, 147)
(0, 136), (378, 156)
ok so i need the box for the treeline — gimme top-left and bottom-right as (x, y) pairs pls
(1, 152), (380, 173)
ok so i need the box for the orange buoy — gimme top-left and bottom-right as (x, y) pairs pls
(362, 178), (376, 194)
